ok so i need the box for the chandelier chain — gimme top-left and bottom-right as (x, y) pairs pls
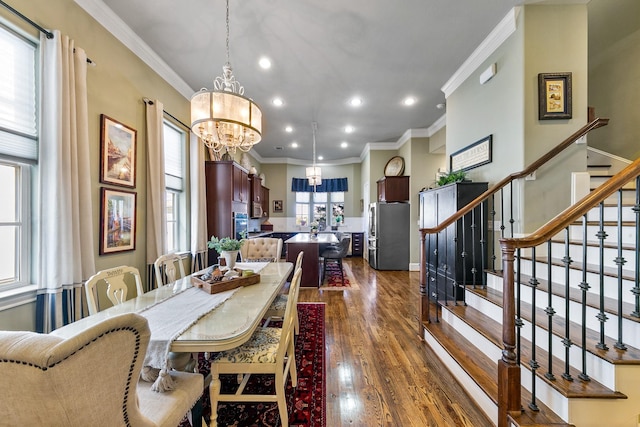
(225, 0), (230, 66)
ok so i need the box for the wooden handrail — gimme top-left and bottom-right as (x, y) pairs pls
(501, 156), (640, 249)
(420, 117), (609, 236)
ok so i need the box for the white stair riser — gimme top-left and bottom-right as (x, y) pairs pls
(465, 291), (617, 389)
(569, 223), (637, 247)
(439, 306), (503, 362)
(601, 192), (636, 205)
(584, 205), (638, 222)
(590, 176), (637, 190)
(517, 259), (637, 304)
(550, 241), (637, 271)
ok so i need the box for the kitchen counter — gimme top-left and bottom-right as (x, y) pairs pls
(284, 233), (339, 287)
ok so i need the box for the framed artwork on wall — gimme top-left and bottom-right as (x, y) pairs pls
(99, 187), (137, 254)
(100, 114), (137, 188)
(273, 200), (283, 213)
(450, 135), (493, 172)
(538, 72), (572, 120)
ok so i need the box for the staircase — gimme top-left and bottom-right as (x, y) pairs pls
(419, 131), (640, 426)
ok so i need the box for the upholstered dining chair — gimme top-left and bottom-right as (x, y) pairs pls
(264, 250), (303, 335)
(84, 265), (144, 315)
(320, 236), (351, 285)
(209, 267), (302, 427)
(0, 313), (203, 427)
(154, 252), (188, 288)
(239, 237), (283, 262)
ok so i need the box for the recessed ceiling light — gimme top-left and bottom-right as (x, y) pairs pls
(340, 142), (348, 148)
(272, 97), (284, 107)
(317, 155), (324, 161)
(291, 142), (298, 148)
(258, 57), (271, 69)
(349, 97), (363, 107)
(285, 125), (293, 133)
(403, 96), (417, 106)
(344, 125), (354, 134)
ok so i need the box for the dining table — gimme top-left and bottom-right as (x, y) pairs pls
(51, 261), (294, 354)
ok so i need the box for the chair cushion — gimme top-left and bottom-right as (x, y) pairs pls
(246, 257), (276, 262)
(213, 327), (281, 364)
(138, 371), (204, 427)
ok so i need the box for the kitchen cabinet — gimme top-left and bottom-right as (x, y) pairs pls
(377, 176), (409, 202)
(350, 232), (364, 257)
(249, 174), (263, 218)
(420, 182), (488, 302)
(232, 164), (249, 203)
(261, 185), (270, 219)
(205, 161), (249, 263)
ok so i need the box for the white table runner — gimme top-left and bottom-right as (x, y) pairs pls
(138, 286), (239, 369)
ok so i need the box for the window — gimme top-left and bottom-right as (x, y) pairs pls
(163, 121), (186, 252)
(0, 23), (37, 292)
(295, 191), (344, 229)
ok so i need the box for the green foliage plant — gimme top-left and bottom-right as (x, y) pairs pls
(437, 169), (468, 186)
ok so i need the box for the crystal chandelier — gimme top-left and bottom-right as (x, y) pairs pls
(190, 0), (262, 154)
(306, 122), (322, 186)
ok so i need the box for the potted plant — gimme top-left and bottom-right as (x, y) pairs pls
(437, 169), (469, 187)
(310, 221), (319, 238)
(208, 235), (245, 269)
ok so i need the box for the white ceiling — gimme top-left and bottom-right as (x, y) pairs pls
(88, 0), (526, 163)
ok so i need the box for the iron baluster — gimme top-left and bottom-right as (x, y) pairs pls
(462, 214), (468, 296)
(509, 182), (515, 236)
(516, 248), (523, 366)
(491, 194), (497, 271)
(471, 206), (478, 289)
(500, 188), (505, 239)
(528, 246), (540, 411)
(545, 239), (556, 381)
(614, 189), (628, 350)
(578, 215), (591, 381)
(480, 199), (487, 289)
(596, 202), (609, 350)
(434, 232), (440, 322)
(561, 227), (573, 381)
(632, 176), (640, 318)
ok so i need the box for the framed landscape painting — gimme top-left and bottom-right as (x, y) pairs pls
(100, 114), (137, 188)
(100, 188), (137, 254)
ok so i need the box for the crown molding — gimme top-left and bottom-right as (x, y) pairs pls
(441, 6), (520, 98)
(427, 114), (446, 136)
(73, 0), (194, 98)
(255, 154), (363, 166)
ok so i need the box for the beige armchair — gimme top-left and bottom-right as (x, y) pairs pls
(0, 313), (203, 426)
(239, 237), (283, 262)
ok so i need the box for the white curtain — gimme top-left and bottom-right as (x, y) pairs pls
(36, 31), (95, 333)
(190, 133), (208, 271)
(145, 99), (167, 283)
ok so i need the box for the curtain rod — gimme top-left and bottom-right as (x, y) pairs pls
(0, 0), (95, 65)
(143, 98), (191, 130)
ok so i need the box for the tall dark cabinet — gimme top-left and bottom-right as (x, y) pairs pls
(205, 161), (249, 262)
(419, 182), (488, 302)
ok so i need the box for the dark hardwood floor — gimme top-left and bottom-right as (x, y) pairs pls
(297, 257), (493, 427)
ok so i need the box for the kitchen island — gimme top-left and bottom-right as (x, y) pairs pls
(285, 233), (339, 287)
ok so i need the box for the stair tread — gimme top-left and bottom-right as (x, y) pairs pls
(422, 302), (568, 426)
(470, 284), (640, 364)
(440, 300), (627, 399)
(550, 237), (636, 252)
(491, 269), (640, 326)
(522, 255), (636, 282)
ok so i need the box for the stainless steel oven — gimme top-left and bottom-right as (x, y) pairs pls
(233, 212), (248, 240)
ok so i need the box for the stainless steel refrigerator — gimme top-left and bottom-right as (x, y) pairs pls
(368, 202), (410, 270)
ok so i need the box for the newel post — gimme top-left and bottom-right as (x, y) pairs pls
(419, 230), (429, 334)
(498, 239), (521, 427)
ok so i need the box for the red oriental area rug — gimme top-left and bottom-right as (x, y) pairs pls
(184, 302), (326, 427)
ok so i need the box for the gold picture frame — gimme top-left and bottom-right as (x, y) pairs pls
(99, 187), (137, 254)
(538, 72), (572, 120)
(100, 114), (137, 188)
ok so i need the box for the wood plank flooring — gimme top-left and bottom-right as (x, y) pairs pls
(297, 257), (493, 427)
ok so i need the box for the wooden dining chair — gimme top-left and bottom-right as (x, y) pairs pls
(153, 253), (188, 288)
(208, 267), (302, 427)
(84, 265), (144, 315)
(264, 251), (303, 335)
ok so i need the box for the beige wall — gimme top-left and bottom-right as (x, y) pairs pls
(1, 0), (191, 330)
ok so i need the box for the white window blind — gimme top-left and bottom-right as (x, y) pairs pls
(0, 24), (37, 163)
(163, 122), (184, 190)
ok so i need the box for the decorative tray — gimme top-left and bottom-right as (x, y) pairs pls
(191, 268), (260, 294)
